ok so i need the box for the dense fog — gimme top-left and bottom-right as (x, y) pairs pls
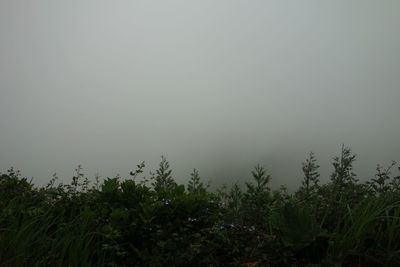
(1, 0), (399, 189)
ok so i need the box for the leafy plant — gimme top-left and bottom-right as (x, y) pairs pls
(1, 146), (400, 266)
(297, 151), (320, 199)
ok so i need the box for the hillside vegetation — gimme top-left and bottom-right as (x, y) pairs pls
(1, 146), (400, 266)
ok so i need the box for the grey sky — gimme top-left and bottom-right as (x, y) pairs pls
(1, 1), (399, 189)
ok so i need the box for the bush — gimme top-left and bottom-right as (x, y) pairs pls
(1, 147), (400, 266)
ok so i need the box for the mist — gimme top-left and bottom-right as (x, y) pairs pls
(1, 0), (399, 190)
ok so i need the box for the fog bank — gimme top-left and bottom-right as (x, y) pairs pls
(1, 1), (399, 189)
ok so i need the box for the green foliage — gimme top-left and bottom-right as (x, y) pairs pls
(1, 146), (400, 266)
(327, 197), (400, 266)
(367, 161), (399, 194)
(391, 168), (400, 192)
(246, 164), (271, 194)
(0, 168), (33, 209)
(270, 201), (327, 258)
(151, 156), (176, 194)
(330, 145), (358, 193)
(187, 168), (206, 195)
(242, 165), (272, 228)
(297, 151), (320, 199)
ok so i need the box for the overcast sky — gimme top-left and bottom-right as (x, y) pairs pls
(0, 1), (399, 189)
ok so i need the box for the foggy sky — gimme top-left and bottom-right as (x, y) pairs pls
(1, 1), (399, 189)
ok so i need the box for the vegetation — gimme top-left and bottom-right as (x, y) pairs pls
(1, 146), (400, 266)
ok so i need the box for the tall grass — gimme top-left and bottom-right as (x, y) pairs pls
(0, 147), (399, 266)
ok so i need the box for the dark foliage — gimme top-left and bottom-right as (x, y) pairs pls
(1, 147), (400, 266)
